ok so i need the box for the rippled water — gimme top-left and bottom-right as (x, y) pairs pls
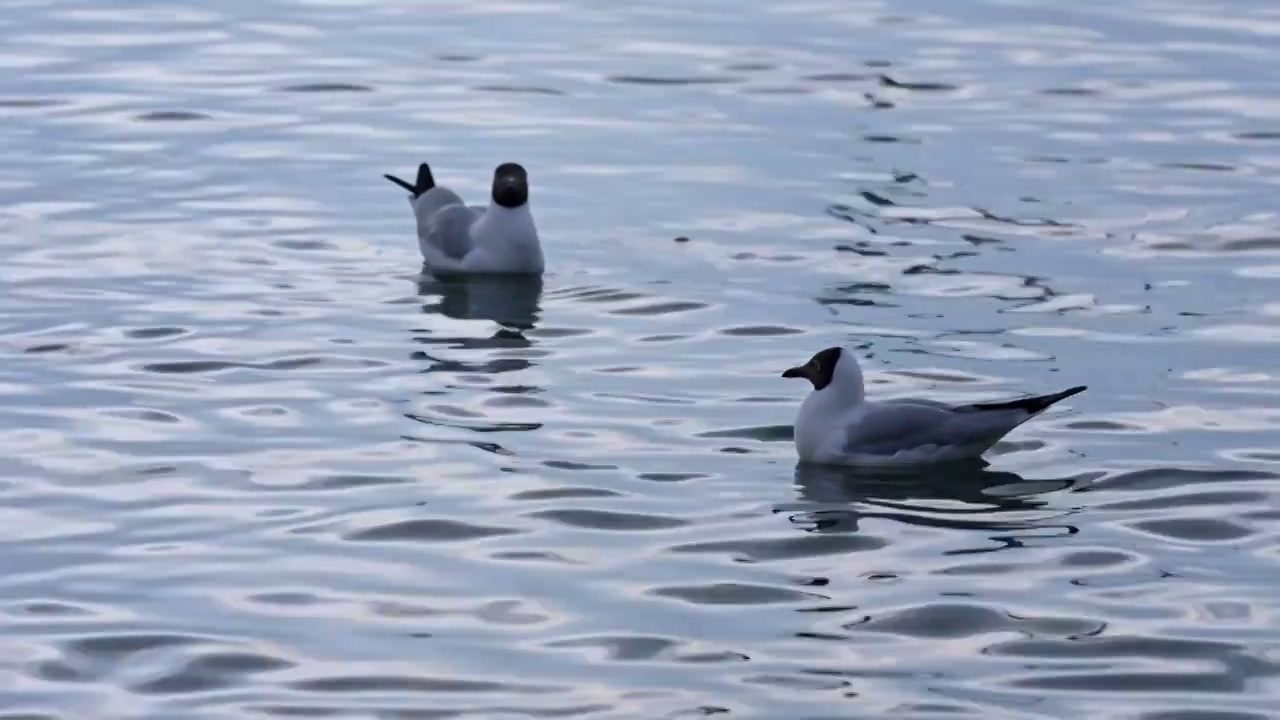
(3, 0), (1280, 718)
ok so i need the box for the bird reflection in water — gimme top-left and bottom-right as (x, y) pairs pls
(783, 461), (1085, 542)
(418, 271), (544, 332)
(402, 272), (548, 456)
(409, 272), (545, 369)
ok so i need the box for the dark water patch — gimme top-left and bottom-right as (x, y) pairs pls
(474, 84), (565, 95)
(1043, 86), (1100, 96)
(103, 407), (183, 423)
(1066, 419), (1146, 432)
(834, 243), (888, 258)
(290, 674), (552, 694)
(606, 75), (741, 86)
(540, 460), (618, 472)
(490, 550), (581, 565)
(123, 326), (188, 339)
(1160, 162), (1236, 173)
(530, 509), (687, 531)
(292, 474), (412, 491)
(637, 472), (706, 483)
(669, 533), (886, 562)
(1009, 672), (1245, 693)
(273, 239), (339, 251)
(717, 325), (803, 337)
(988, 635), (1244, 661)
(1229, 449), (1280, 463)
(637, 334), (689, 343)
(1099, 490), (1266, 512)
(1100, 468), (1277, 492)
(345, 519), (521, 543)
(483, 394), (551, 409)
(545, 634), (678, 661)
(250, 591), (320, 606)
(650, 582), (824, 606)
(608, 300), (708, 316)
(67, 632), (203, 661)
(9, 601), (94, 618)
(1059, 549), (1137, 568)
(511, 486), (621, 501)
(742, 673), (848, 691)
(279, 83), (373, 93)
(962, 233), (1005, 246)
(554, 286), (647, 303)
(740, 86), (811, 96)
(132, 651), (295, 695)
(142, 355), (387, 374)
(1218, 237), (1280, 252)
(24, 343), (71, 354)
(1142, 711), (1271, 720)
(33, 659), (93, 683)
(803, 72), (872, 82)
(863, 134), (920, 144)
(0, 97), (66, 108)
(409, 415), (540, 430)
(878, 74), (957, 91)
(135, 110), (210, 121)
(1233, 131), (1280, 141)
(854, 603), (1101, 639)
(1129, 517), (1254, 542)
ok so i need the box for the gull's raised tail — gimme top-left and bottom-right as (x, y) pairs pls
(383, 163), (436, 198)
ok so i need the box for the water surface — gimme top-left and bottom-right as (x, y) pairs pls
(3, 0), (1280, 718)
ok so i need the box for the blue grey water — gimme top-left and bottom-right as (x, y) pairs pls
(2, 0), (1279, 717)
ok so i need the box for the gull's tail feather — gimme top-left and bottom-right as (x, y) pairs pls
(962, 385), (1087, 417)
(384, 162), (436, 198)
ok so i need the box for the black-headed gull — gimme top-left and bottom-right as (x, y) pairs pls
(782, 345), (1085, 467)
(384, 161), (544, 275)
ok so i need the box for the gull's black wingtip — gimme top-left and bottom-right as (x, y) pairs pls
(384, 173), (415, 194)
(1059, 385), (1088, 400)
(963, 384), (1087, 416)
(384, 162), (436, 198)
(414, 163), (435, 194)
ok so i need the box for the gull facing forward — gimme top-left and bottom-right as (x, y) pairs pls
(384, 161), (543, 275)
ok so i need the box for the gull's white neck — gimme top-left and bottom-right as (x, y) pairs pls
(472, 202), (543, 272)
(794, 362), (865, 461)
(475, 202), (535, 239)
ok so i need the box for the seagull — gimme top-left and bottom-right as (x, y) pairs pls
(383, 161), (544, 275)
(781, 346), (1085, 467)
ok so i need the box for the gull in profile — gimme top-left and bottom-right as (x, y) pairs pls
(782, 345), (1085, 467)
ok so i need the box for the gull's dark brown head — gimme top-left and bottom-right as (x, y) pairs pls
(491, 162), (529, 209)
(781, 346), (843, 391)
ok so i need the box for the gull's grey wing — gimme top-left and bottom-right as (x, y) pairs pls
(841, 402), (958, 456)
(842, 401), (1020, 456)
(412, 186), (467, 219)
(420, 203), (480, 262)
